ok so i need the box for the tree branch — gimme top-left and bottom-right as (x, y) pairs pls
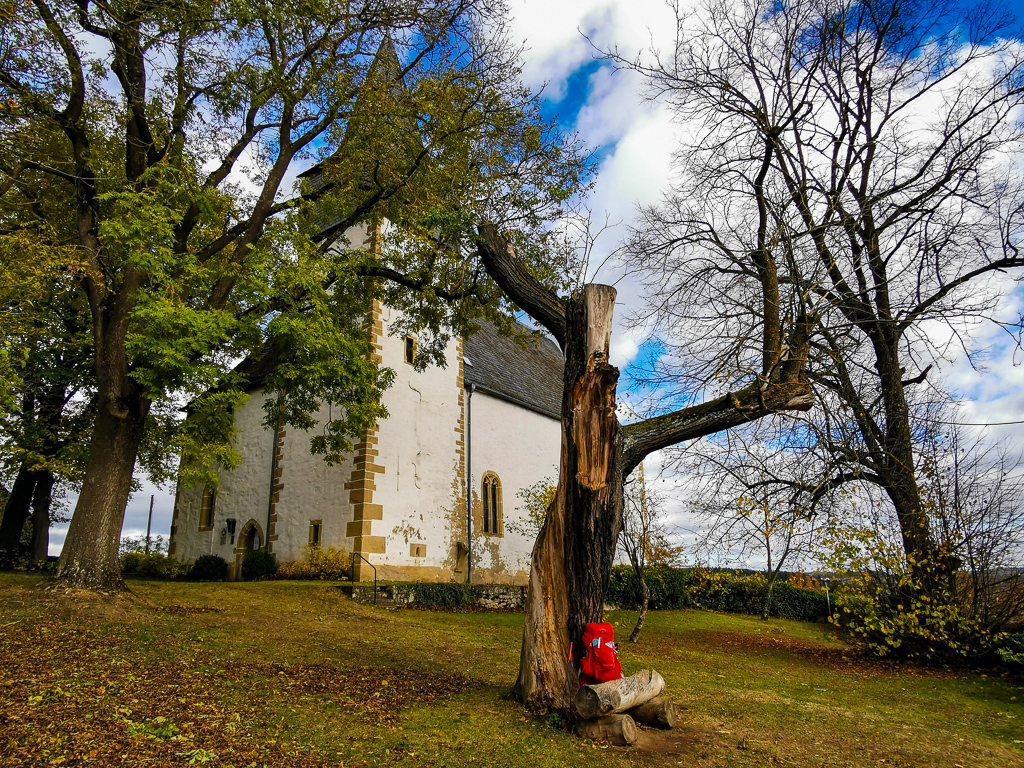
(619, 378), (813, 477)
(475, 222), (566, 347)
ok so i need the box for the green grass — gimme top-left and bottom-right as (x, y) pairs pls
(0, 572), (1020, 767)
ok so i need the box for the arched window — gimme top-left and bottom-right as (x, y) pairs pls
(481, 472), (502, 536)
(199, 484), (216, 531)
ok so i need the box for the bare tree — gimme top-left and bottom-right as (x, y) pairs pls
(622, 0), (1024, 593)
(619, 464), (676, 641)
(683, 427), (824, 619)
(917, 414), (1024, 632)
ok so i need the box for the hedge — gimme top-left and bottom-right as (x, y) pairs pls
(606, 566), (829, 621)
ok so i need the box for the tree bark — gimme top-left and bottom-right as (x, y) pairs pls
(55, 380), (150, 589)
(514, 284), (622, 713)
(0, 466), (38, 552)
(575, 669), (666, 719)
(761, 576), (775, 621)
(31, 471), (54, 562)
(624, 696), (677, 729)
(576, 715), (637, 746)
(513, 492), (570, 711)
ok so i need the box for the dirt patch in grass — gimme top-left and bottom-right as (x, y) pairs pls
(157, 605), (225, 615)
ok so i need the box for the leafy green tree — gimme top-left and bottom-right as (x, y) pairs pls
(0, 116), (94, 558)
(0, 0), (588, 589)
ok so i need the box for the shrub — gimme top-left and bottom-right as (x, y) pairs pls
(241, 549), (277, 581)
(410, 583), (477, 609)
(770, 582), (829, 622)
(607, 565), (695, 610)
(118, 535), (167, 556)
(995, 632), (1024, 669)
(0, 549), (57, 572)
(119, 552), (145, 574)
(189, 554), (228, 582)
(606, 566), (828, 621)
(275, 546), (350, 580)
(830, 572), (1006, 665)
(119, 552), (182, 578)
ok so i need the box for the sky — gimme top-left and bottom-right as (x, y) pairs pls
(46, 0), (1024, 563)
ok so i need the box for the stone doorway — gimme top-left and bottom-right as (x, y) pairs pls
(231, 519), (264, 580)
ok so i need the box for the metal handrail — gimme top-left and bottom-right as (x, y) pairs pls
(350, 553), (377, 606)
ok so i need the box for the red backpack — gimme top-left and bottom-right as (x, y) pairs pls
(578, 622), (623, 686)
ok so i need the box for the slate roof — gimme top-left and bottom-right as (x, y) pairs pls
(464, 321), (564, 420)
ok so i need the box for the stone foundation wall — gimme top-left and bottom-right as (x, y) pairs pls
(342, 583), (526, 610)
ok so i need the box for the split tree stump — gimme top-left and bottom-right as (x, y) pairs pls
(575, 669), (666, 720)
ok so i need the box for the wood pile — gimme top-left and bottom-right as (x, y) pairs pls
(574, 669), (677, 745)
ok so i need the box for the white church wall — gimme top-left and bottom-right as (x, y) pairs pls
(170, 388), (277, 566)
(271, 401), (358, 560)
(368, 305), (465, 579)
(468, 391), (560, 581)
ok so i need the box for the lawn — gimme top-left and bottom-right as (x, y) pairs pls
(0, 573), (1020, 767)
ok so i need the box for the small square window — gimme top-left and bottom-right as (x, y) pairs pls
(404, 335), (416, 365)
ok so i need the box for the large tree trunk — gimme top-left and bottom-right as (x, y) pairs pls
(872, 334), (948, 594)
(515, 285), (622, 713)
(56, 382), (150, 590)
(0, 465), (38, 552)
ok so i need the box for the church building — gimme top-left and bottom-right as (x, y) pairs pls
(168, 304), (563, 583)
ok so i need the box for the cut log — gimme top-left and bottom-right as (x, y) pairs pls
(575, 669), (665, 720)
(624, 696), (676, 729)
(576, 714), (637, 746)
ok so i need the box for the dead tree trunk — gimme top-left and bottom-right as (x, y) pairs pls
(513, 285), (623, 712)
(624, 696), (677, 729)
(475, 222), (813, 714)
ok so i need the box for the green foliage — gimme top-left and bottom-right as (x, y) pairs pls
(119, 535), (168, 556)
(2, 0), (592, 589)
(0, 549), (56, 572)
(606, 566), (828, 621)
(607, 565), (694, 610)
(126, 716), (180, 741)
(830, 573), (1006, 664)
(188, 554), (229, 582)
(994, 632), (1024, 668)
(240, 549), (278, 581)
(508, 476), (555, 539)
(120, 552), (183, 579)
(822, 522), (1017, 665)
(275, 546), (350, 580)
(118, 552), (144, 574)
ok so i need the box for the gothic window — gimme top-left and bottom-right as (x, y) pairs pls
(481, 472), (502, 536)
(199, 484), (215, 531)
